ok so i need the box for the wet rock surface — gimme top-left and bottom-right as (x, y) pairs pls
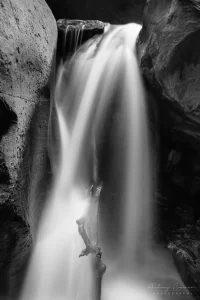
(58, 19), (105, 31)
(0, 0), (57, 297)
(57, 19), (105, 64)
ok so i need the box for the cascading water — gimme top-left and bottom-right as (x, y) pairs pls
(20, 23), (194, 300)
(61, 22), (85, 63)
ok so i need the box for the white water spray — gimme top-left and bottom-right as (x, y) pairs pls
(20, 23), (194, 300)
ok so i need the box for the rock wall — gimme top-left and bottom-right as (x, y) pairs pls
(138, 0), (200, 291)
(139, 0), (200, 113)
(0, 0), (57, 297)
(138, 0), (200, 206)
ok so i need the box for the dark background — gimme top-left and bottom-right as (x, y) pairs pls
(46, 0), (146, 24)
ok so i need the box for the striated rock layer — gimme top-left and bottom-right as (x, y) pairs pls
(0, 0), (57, 297)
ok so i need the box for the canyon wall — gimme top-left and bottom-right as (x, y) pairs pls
(0, 0), (57, 297)
(138, 0), (200, 290)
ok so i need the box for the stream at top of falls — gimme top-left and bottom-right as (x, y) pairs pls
(19, 23), (194, 300)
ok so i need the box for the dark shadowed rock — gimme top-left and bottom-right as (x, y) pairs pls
(138, 0), (200, 135)
(138, 0), (200, 290)
(138, 0), (200, 198)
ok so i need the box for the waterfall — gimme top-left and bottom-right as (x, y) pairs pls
(19, 23), (192, 300)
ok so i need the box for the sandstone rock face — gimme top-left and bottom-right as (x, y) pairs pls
(0, 0), (57, 296)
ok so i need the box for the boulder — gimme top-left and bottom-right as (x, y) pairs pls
(0, 0), (57, 296)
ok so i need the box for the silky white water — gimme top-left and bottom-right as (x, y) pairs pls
(19, 23), (193, 300)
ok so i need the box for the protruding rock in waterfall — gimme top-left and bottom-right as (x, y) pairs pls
(57, 19), (105, 64)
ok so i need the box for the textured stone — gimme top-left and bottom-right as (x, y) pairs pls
(0, 0), (57, 296)
(138, 0), (200, 289)
(138, 0), (200, 198)
(0, 0), (57, 224)
(57, 19), (105, 31)
(138, 0), (200, 132)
